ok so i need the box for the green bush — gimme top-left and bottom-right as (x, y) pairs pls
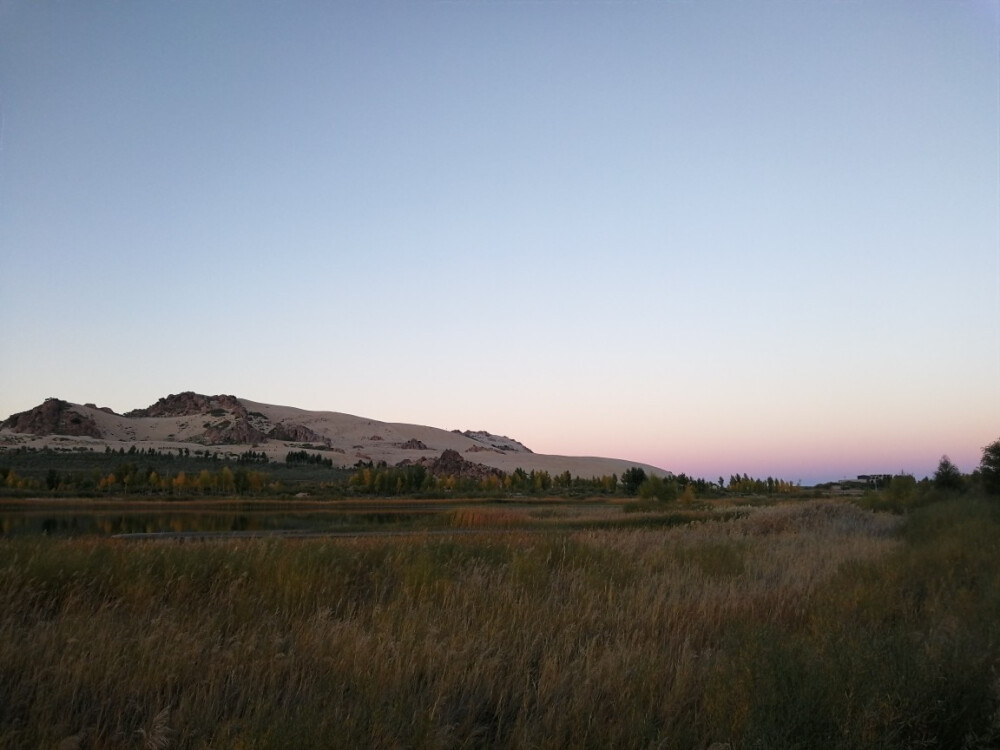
(637, 473), (677, 502)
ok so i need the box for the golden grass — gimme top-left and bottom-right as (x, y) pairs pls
(2, 498), (997, 748)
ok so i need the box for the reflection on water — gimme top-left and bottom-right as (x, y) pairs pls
(1, 509), (426, 537)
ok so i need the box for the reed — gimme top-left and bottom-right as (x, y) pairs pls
(1, 498), (997, 748)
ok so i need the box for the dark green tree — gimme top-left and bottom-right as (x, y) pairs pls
(233, 468), (251, 494)
(621, 467), (647, 496)
(933, 455), (964, 492)
(510, 468), (529, 492)
(979, 439), (1000, 496)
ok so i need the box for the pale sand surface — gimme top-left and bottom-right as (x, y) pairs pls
(1, 398), (669, 479)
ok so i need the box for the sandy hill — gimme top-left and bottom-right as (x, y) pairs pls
(1, 392), (669, 479)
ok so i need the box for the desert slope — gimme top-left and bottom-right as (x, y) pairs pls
(1, 393), (669, 479)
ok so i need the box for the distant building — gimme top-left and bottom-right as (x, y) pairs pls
(857, 474), (893, 489)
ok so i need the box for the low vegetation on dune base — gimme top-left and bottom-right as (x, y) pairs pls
(1, 497), (999, 748)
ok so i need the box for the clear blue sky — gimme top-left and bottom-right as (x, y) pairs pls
(1, 1), (997, 484)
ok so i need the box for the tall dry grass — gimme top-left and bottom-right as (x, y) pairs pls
(1, 499), (997, 748)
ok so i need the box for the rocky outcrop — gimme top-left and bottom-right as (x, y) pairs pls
(466, 444), (503, 454)
(399, 439), (428, 450)
(128, 392), (264, 445)
(455, 430), (532, 454)
(118, 392), (328, 446)
(397, 449), (503, 481)
(1, 398), (103, 439)
(267, 423), (331, 446)
(126, 392), (243, 418)
(200, 419), (267, 445)
(433, 449), (473, 475)
(84, 403), (116, 414)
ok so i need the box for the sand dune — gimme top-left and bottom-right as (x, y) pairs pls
(1, 394), (669, 479)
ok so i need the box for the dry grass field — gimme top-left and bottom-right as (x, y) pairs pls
(2, 497), (998, 748)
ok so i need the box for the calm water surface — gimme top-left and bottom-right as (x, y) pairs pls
(0, 505), (433, 537)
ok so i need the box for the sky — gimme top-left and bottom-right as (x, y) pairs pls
(1, 1), (998, 485)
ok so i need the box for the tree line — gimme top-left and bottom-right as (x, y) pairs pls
(857, 444), (1000, 511)
(3, 438), (998, 501)
(1, 464), (273, 496)
(345, 463), (616, 496)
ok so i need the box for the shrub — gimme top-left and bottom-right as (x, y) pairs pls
(638, 474), (678, 502)
(979, 438), (1000, 496)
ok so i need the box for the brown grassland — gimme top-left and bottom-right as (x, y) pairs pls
(1, 496), (999, 748)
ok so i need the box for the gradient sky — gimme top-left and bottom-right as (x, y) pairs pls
(1, 1), (998, 485)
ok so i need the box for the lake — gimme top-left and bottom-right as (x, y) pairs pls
(0, 500), (444, 538)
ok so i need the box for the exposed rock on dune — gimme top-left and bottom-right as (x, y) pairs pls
(125, 392), (243, 418)
(455, 430), (532, 454)
(265, 422), (330, 445)
(124, 391), (330, 447)
(430, 448), (503, 480)
(1, 398), (103, 439)
(395, 449), (503, 481)
(399, 439), (428, 450)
